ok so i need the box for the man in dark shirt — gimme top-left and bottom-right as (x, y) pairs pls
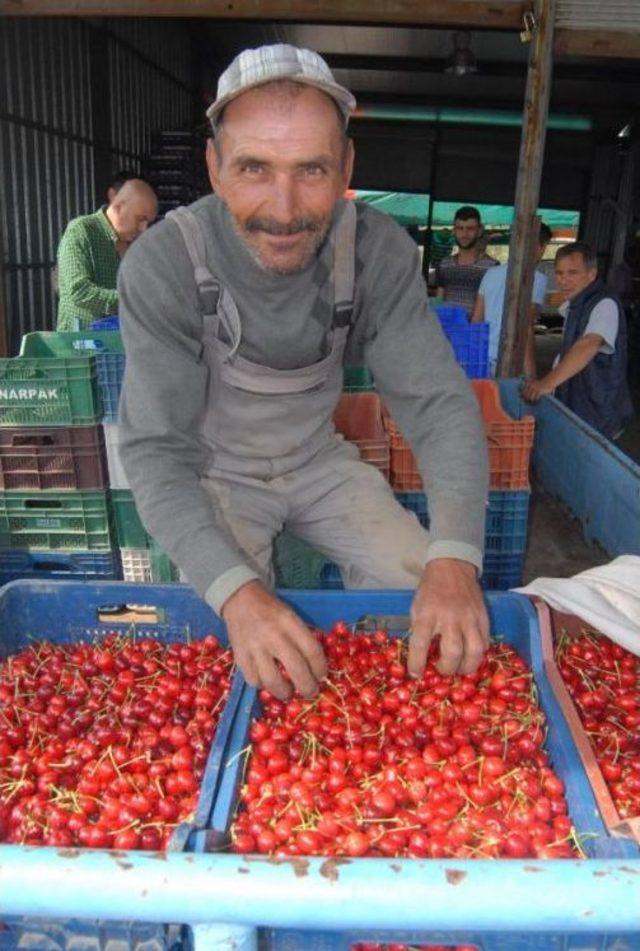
(435, 206), (498, 312)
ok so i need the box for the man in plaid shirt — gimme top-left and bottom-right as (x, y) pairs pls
(56, 178), (157, 330)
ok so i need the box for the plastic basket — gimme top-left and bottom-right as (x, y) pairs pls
(343, 366), (375, 392)
(474, 380), (535, 490)
(386, 382), (535, 492)
(109, 488), (149, 548)
(537, 600), (640, 845)
(433, 309), (489, 379)
(0, 424), (108, 491)
(120, 545), (178, 583)
(273, 532), (329, 589)
(334, 393), (390, 479)
(20, 332), (125, 424)
(0, 580), (243, 855)
(0, 348), (100, 427)
(482, 550), (525, 589)
(0, 490), (111, 550)
(90, 316), (120, 331)
(434, 304), (470, 325)
(485, 490), (530, 554)
(198, 590), (639, 949)
(0, 548), (120, 584)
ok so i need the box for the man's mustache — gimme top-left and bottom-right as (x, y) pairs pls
(245, 216), (322, 236)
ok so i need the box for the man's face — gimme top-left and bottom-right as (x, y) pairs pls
(453, 217), (482, 250)
(206, 85), (354, 275)
(555, 252), (597, 301)
(113, 195), (158, 243)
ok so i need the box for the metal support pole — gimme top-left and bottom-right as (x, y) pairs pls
(497, 0), (556, 377)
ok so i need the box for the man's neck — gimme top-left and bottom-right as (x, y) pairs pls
(456, 246), (481, 265)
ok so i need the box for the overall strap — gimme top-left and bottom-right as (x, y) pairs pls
(166, 206), (242, 359)
(332, 200), (357, 329)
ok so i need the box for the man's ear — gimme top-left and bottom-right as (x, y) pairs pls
(206, 138), (221, 194)
(343, 138), (355, 189)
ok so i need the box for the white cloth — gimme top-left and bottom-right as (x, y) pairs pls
(514, 555), (640, 657)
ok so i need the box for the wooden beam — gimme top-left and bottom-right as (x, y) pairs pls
(0, 0), (530, 29)
(555, 29), (640, 60)
(498, 0), (555, 378)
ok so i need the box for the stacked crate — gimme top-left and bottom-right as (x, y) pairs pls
(433, 303), (490, 379)
(276, 377), (535, 591)
(0, 332), (118, 584)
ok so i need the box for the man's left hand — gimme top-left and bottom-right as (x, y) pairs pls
(408, 558), (490, 678)
(522, 376), (554, 403)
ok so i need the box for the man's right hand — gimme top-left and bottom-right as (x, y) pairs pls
(221, 580), (328, 701)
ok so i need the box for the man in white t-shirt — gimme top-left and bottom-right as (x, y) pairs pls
(522, 242), (633, 439)
(472, 223), (552, 376)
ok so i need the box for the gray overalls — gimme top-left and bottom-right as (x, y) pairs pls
(167, 204), (430, 590)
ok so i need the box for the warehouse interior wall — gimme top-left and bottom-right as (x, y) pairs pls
(0, 17), (201, 354)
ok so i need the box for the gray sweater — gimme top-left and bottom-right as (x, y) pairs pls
(118, 195), (488, 611)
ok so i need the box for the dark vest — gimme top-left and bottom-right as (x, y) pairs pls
(556, 279), (633, 439)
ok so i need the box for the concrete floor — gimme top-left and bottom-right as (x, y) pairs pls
(519, 331), (639, 584)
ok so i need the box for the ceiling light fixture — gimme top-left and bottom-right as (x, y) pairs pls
(444, 31), (478, 77)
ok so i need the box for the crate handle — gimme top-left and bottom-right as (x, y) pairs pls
(72, 339), (105, 352)
(24, 498), (62, 509)
(0, 365), (46, 381)
(98, 603), (161, 623)
(32, 558), (72, 572)
(354, 613), (411, 633)
(12, 434), (55, 447)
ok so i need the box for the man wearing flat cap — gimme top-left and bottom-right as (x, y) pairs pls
(118, 44), (489, 700)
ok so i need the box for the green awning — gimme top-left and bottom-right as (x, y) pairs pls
(353, 190), (580, 230)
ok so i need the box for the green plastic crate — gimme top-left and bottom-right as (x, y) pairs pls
(0, 490), (111, 550)
(273, 531), (328, 589)
(109, 488), (148, 548)
(0, 344), (101, 426)
(342, 365), (375, 392)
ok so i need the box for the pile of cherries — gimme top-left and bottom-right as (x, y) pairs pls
(0, 632), (233, 849)
(556, 628), (640, 819)
(231, 622), (578, 860)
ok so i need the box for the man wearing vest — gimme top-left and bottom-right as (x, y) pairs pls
(118, 44), (490, 700)
(523, 241), (632, 440)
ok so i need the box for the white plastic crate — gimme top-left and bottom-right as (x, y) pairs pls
(120, 547), (178, 583)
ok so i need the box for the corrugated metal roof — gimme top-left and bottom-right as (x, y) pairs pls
(556, 0), (640, 30)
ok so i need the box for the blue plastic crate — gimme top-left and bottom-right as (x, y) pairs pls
(395, 490), (530, 556)
(198, 590), (639, 950)
(90, 315), (120, 331)
(443, 322), (489, 378)
(485, 490), (530, 554)
(483, 550), (526, 589)
(434, 304), (470, 324)
(0, 580), (241, 852)
(0, 548), (121, 584)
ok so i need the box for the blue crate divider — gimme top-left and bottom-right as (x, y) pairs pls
(0, 580), (243, 946)
(198, 590), (639, 950)
(0, 548), (121, 584)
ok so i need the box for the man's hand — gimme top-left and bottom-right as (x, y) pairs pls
(408, 559), (490, 678)
(522, 376), (554, 403)
(221, 580), (328, 701)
